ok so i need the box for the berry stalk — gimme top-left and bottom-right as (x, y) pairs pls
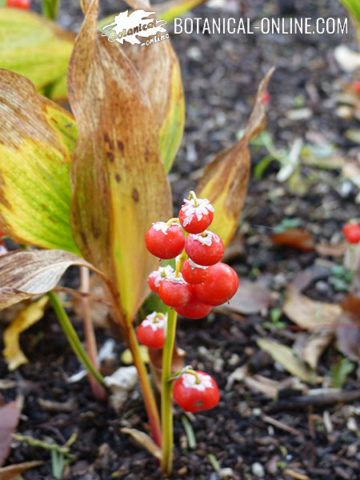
(161, 306), (178, 474)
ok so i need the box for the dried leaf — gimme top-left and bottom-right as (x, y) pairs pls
(3, 296), (48, 370)
(122, 38), (184, 172)
(196, 68), (274, 247)
(0, 9), (73, 98)
(336, 317), (360, 363)
(68, 0), (172, 323)
(0, 461), (43, 480)
(0, 70), (78, 253)
(121, 427), (162, 460)
(148, 346), (185, 391)
(223, 280), (272, 315)
(271, 228), (315, 252)
(0, 249), (103, 311)
(0, 401), (21, 466)
(302, 328), (334, 369)
(283, 284), (341, 329)
(257, 338), (318, 384)
(316, 242), (346, 257)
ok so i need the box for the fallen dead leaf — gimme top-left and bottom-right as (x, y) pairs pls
(302, 328), (335, 369)
(3, 296), (48, 370)
(0, 461), (44, 480)
(0, 401), (21, 466)
(271, 228), (315, 252)
(316, 242), (347, 258)
(335, 295), (360, 362)
(256, 338), (318, 384)
(283, 284), (341, 329)
(121, 428), (161, 460)
(223, 280), (272, 315)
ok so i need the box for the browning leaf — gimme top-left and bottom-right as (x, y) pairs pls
(0, 70), (79, 253)
(68, 0), (172, 323)
(121, 428), (162, 460)
(271, 228), (315, 252)
(0, 249), (103, 311)
(196, 68), (274, 247)
(122, 40), (185, 172)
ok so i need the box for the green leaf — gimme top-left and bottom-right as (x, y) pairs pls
(330, 356), (354, 389)
(0, 69), (79, 253)
(68, 0), (172, 323)
(0, 9), (74, 96)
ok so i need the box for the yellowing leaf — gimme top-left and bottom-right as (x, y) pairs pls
(154, 0), (207, 23)
(257, 338), (318, 384)
(196, 68), (274, 247)
(0, 70), (79, 253)
(3, 296), (48, 370)
(0, 9), (74, 98)
(126, 41), (185, 172)
(68, 0), (172, 323)
(0, 249), (104, 310)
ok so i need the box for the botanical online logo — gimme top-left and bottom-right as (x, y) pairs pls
(101, 9), (168, 46)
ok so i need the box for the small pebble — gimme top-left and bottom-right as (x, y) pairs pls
(252, 462), (265, 477)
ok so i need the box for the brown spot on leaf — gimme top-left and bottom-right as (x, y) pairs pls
(106, 151), (114, 163)
(115, 174), (121, 183)
(117, 141), (124, 152)
(132, 188), (139, 202)
(103, 132), (114, 150)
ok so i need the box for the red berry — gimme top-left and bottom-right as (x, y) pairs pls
(175, 296), (212, 319)
(147, 266), (174, 294)
(179, 197), (214, 234)
(145, 222), (185, 259)
(262, 91), (271, 103)
(343, 222), (360, 244)
(195, 263), (239, 306)
(6, 0), (30, 9)
(136, 312), (166, 349)
(172, 371), (220, 412)
(181, 259), (209, 284)
(159, 276), (191, 307)
(353, 82), (360, 94)
(185, 231), (224, 266)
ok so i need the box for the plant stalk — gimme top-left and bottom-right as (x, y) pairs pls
(48, 291), (105, 389)
(80, 267), (107, 401)
(126, 323), (162, 447)
(161, 306), (177, 474)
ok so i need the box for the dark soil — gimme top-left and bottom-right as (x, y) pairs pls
(2, 0), (360, 478)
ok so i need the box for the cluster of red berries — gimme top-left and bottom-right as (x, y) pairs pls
(6, 0), (30, 9)
(144, 193), (239, 319)
(343, 221), (360, 244)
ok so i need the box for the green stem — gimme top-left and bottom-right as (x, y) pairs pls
(161, 307), (178, 474)
(48, 292), (105, 388)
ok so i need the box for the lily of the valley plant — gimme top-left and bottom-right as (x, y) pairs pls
(0, 0), (273, 472)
